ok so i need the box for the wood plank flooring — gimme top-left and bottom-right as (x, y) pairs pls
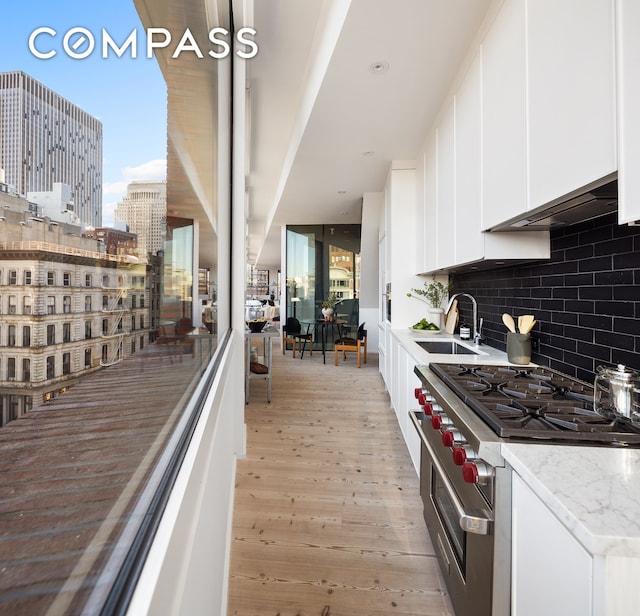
(227, 341), (455, 616)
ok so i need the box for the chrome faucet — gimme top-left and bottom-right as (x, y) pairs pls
(445, 292), (483, 345)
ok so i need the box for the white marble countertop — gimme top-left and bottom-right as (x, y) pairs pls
(391, 327), (534, 367)
(503, 443), (640, 558)
(393, 328), (640, 560)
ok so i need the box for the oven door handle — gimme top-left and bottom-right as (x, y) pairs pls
(410, 411), (493, 536)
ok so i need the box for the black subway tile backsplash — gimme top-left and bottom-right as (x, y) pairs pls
(452, 213), (640, 381)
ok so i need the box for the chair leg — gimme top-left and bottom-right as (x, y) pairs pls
(334, 347), (339, 365)
(357, 342), (361, 368)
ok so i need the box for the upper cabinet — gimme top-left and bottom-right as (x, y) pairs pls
(483, 0), (616, 230)
(616, 0), (640, 224)
(481, 0), (528, 231)
(417, 29), (549, 274)
(527, 0), (616, 211)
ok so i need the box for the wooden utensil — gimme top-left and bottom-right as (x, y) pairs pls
(519, 314), (535, 333)
(521, 319), (537, 334)
(445, 299), (458, 334)
(502, 313), (516, 333)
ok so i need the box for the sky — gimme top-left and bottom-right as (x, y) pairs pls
(0, 0), (167, 226)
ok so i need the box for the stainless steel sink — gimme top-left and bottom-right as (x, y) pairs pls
(416, 340), (478, 355)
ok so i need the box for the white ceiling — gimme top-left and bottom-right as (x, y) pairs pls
(247, 0), (494, 268)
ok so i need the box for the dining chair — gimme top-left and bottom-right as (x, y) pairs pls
(334, 323), (367, 368)
(282, 316), (313, 358)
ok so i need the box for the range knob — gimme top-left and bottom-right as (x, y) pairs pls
(441, 428), (464, 448)
(452, 444), (476, 466)
(462, 460), (492, 484)
(422, 402), (434, 415)
(431, 414), (452, 430)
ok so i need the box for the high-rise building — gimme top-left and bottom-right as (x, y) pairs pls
(114, 180), (166, 256)
(0, 71), (103, 228)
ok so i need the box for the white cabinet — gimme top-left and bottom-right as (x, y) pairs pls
(482, 0), (616, 231)
(455, 49), (483, 266)
(616, 0), (640, 224)
(436, 103), (456, 269)
(527, 0), (616, 210)
(417, 131), (438, 272)
(511, 472), (593, 615)
(417, 41), (549, 274)
(387, 333), (423, 475)
(481, 0), (527, 231)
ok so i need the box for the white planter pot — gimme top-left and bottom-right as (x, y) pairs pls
(427, 307), (444, 330)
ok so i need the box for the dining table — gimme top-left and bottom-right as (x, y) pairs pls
(299, 318), (347, 363)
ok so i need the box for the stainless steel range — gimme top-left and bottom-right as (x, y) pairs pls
(409, 362), (640, 616)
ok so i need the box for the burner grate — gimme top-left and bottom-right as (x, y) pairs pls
(429, 363), (640, 446)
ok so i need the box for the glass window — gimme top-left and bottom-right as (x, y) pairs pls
(0, 7), (229, 611)
(8, 296), (16, 314)
(63, 323), (71, 343)
(63, 296), (72, 313)
(7, 358), (16, 380)
(23, 296), (32, 315)
(286, 224), (361, 328)
(24, 271), (32, 285)
(8, 325), (16, 347)
(23, 326), (31, 348)
(22, 359), (30, 382)
(47, 324), (56, 345)
(62, 353), (71, 375)
(102, 319), (108, 335)
(46, 356), (55, 379)
(8, 270), (17, 285)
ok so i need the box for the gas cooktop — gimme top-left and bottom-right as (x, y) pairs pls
(429, 363), (640, 446)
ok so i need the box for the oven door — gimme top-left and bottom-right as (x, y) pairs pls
(410, 411), (494, 616)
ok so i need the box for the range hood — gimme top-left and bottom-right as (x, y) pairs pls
(488, 177), (618, 231)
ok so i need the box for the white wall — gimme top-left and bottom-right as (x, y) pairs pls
(360, 192), (383, 351)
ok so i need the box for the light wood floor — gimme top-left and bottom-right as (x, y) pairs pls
(227, 340), (455, 616)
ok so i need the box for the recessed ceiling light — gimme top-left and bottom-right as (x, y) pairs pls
(369, 61), (389, 74)
(337, 190), (347, 194)
(361, 151), (375, 157)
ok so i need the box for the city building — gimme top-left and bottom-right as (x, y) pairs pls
(27, 182), (81, 226)
(0, 71), (102, 227)
(84, 226), (139, 257)
(0, 190), (150, 424)
(114, 180), (167, 256)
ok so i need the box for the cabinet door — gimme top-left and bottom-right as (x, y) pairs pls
(527, 0), (616, 210)
(512, 473), (593, 615)
(481, 0), (527, 230)
(436, 102), (455, 268)
(617, 0), (640, 224)
(455, 49), (483, 265)
(417, 134), (438, 273)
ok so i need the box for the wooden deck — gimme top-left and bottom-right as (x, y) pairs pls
(228, 343), (455, 616)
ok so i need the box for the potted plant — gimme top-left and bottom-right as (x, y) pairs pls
(407, 277), (452, 329)
(321, 293), (338, 320)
